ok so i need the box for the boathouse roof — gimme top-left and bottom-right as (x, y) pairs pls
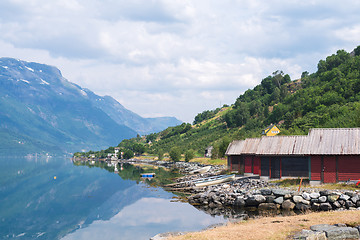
(226, 128), (360, 156)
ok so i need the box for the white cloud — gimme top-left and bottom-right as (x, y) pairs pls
(0, 0), (359, 122)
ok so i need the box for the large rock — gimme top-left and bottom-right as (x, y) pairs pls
(282, 200), (295, 210)
(293, 229), (327, 240)
(293, 195), (304, 203)
(274, 196), (284, 205)
(310, 224), (336, 232)
(350, 195), (359, 204)
(345, 200), (355, 209)
(332, 201), (341, 209)
(339, 194), (350, 201)
(318, 196), (327, 203)
(265, 195), (276, 203)
(325, 227), (360, 240)
(310, 192), (320, 199)
(233, 197), (246, 208)
(260, 189), (272, 195)
(345, 191), (356, 197)
(319, 203), (332, 211)
(327, 194), (339, 203)
(258, 203), (277, 211)
(272, 189), (291, 196)
(319, 190), (331, 196)
(302, 192), (311, 201)
(311, 203), (320, 211)
(295, 203), (311, 211)
(245, 195), (266, 206)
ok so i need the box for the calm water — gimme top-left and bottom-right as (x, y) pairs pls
(0, 156), (226, 240)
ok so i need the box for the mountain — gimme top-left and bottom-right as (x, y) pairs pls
(95, 46), (360, 159)
(86, 91), (181, 135)
(0, 58), (181, 155)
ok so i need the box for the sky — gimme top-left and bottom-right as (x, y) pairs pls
(0, 0), (360, 123)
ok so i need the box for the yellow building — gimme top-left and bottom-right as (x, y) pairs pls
(262, 124), (280, 136)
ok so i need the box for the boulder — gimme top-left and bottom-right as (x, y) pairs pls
(260, 189), (272, 195)
(345, 200), (355, 209)
(293, 195), (304, 203)
(265, 195), (276, 203)
(245, 195), (266, 206)
(310, 224), (336, 232)
(272, 189), (291, 196)
(282, 200), (295, 210)
(318, 196), (327, 203)
(327, 194), (339, 203)
(325, 227), (360, 240)
(350, 195), (359, 204)
(274, 196), (284, 205)
(302, 192), (311, 201)
(258, 203), (277, 211)
(345, 191), (356, 197)
(309, 192), (320, 199)
(295, 203), (311, 211)
(233, 197), (246, 208)
(339, 194), (350, 201)
(319, 190), (331, 196)
(332, 201), (341, 209)
(293, 229), (327, 240)
(319, 202), (332, 211)
(311, 203), (320, 211)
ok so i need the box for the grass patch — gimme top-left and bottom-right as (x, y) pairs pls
(189, 157), (227, 166)
(271, 178), (310, 188)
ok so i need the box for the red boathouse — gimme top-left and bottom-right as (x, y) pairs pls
(226, 128), (360, 184)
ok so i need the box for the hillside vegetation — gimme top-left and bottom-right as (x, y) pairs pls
(76, 46), (360, 159)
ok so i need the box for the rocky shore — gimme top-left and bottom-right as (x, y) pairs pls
(188, 179), (360, 213)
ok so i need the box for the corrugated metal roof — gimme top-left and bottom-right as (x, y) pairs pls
(226, 128), (360, 156)
(256, 135), (308, 156)
(307, 128), (360, 155)
(226, 138), (261, 155)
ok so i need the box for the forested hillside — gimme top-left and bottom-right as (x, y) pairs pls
(76, 46), (360, 159)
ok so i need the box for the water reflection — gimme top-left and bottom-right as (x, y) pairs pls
(73, 160), (182, 188)
(0, 157), (226, 239)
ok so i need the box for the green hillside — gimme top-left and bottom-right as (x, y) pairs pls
(76, 46), (360, 159)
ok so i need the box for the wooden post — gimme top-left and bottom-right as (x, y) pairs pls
(298, 178), (303, 192)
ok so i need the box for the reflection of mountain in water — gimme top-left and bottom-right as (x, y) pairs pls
(82, 183), (173, 228)
(0, 157), (145, 239)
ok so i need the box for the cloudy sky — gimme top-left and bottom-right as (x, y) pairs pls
(1, 0), (359, 122)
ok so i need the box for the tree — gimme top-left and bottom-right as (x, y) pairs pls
(123, 149), (134, 159)
(218, 137), (231, 158)
(169, 147), (181, 162)
(185, 149), (195, 162)
(157, 149), (164, 161)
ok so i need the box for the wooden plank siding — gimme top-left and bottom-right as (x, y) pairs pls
(338, 155), (360, 181)
(310, 155), (322, 181)
(244, 156), (252, 173)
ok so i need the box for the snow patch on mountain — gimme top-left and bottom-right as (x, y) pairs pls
(25, 66), (35, 72)
(39, 78), (50, 85)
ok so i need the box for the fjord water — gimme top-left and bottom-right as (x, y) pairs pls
(0, 156), (225, 239)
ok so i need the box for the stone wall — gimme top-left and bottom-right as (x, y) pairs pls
(188, 184), (360, 212)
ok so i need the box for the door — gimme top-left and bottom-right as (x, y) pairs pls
(271, 157), (281, 178)
(323, 156), (336, 183)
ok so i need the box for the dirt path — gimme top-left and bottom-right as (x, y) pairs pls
(168, 210), (360, 240)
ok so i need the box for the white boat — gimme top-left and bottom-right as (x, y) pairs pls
(189, 166), (211, 174)
(193, 174), (236, 187)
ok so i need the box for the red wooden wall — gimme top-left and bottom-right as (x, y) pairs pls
(244, 156), (252, 173)
(253, 156), (260, 174)
(310, 155), (321, 181)
(323, 156), (336, 183)
(338, 156), (360, 181)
